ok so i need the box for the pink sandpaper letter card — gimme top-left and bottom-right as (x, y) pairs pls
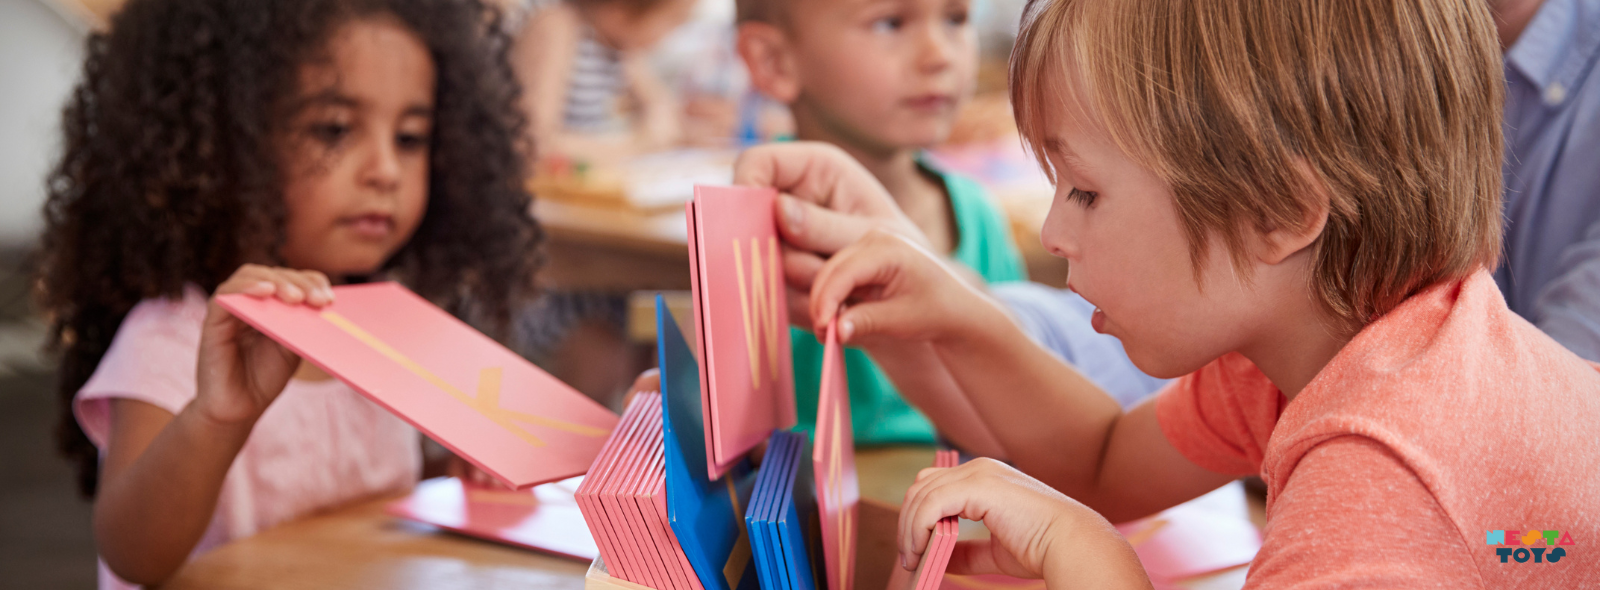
(218, 282), (619, 490)
(686, 185), (798, 479)
(814, 321), (859, 590)
(384, 476), (598, 561)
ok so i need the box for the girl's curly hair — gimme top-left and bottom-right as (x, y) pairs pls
(36, 0), (542, 497)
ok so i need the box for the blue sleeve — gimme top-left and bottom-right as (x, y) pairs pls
(990, 282), (1170, 408)
(1533, 216), (1600, 362)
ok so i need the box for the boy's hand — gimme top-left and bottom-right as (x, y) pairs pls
(899, 459), (1150, 589)
(810, 229), (987, 346)
(734, 142), (930, 325)
(195, 264), (333, 426)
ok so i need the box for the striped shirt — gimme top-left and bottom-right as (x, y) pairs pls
(563, 25), (627, 133)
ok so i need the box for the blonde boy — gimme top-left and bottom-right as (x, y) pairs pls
(736, 0), (1600, 586)
(735, 0), (1026, 454)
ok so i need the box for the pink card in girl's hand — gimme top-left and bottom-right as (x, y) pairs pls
(814, 320), (858, 590)
(686, 185), (797, 479)
(217, 282), (619, 490)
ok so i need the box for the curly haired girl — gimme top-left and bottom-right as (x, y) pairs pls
(34, 0), (540, 585)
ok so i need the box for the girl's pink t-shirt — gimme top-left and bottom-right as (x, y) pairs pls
(1157, 269), (1600, 587)
(73, 287), (421, 589)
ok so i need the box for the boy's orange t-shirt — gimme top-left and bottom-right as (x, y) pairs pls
(1156, 269), (1600, 587)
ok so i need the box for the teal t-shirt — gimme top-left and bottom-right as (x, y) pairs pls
(789, 159), (1027, 445)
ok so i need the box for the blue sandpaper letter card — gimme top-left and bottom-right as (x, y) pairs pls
(658, 295), (760, 590)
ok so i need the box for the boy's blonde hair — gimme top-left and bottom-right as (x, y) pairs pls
(1012, 0), (1505, 333)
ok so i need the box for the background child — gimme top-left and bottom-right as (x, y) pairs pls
(512, 0), (697, 161)
(34, 0), (539, 586)
(734, 0), (1024, 454)
(741, 0), (1600, 584)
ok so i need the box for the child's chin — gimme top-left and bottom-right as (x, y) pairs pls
(1125, 346), (1209, 380)
(322, 255), (391, 279)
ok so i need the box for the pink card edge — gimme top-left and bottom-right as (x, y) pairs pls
(612, 396), (669, 590)
(687, 199), (728, 481)
(588, 393), (649, 582)
(636, 452), (693, 590)
(606, 394), (663, 585)
(631, 414), (688, 590)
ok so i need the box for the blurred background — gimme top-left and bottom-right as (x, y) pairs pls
(1, 0), (102, 586)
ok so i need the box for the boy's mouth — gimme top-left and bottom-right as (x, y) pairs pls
(1068, 282), (1110, 334)
(340, 213), (395, 240)
(902, 94), (955, 112)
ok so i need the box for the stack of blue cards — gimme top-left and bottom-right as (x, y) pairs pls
(746, 430), (822, 590)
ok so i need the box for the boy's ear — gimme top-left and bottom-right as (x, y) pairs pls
(736, 21), (800, 103)
(1256, 160), (1331, 266)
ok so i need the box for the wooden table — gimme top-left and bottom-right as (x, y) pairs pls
(159, 448), (939, 590)
(161, 447), (1254, 590)
(532, 199), (692, 292)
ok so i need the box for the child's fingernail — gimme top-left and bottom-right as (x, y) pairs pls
(901, 554), (909, 570)
(781, 197), (804, 233)
(840, 319), (854, 341)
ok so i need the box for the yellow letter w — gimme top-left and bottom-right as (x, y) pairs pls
(732, 236), (783, 389)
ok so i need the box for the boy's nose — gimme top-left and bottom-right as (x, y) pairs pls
(915, 22), (955, 71)
(1040, 198), (1084, 260)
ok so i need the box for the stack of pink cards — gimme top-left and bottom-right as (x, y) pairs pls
(385, 476), (598, 561)
(218, 282), (618, 489)
(576, 392), (704, 590)
(904, 450), (960, 590)
(686, 185), (798, 479)
(814, 321), (859, 590)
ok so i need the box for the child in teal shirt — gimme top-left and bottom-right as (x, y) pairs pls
(734, 0), (1025, 446)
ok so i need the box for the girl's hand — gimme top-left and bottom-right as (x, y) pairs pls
(809, 229), (988, 347)
(448, 455), (509, 489)
(194, 264), (334, 426)
(899, 459), (1151, 589)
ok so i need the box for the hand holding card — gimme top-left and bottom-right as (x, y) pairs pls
(218, 282), (618, 489)
(686, 185), (798, 479)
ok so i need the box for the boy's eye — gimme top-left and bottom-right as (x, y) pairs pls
(946, 10), (969, 26)
(1067, 187), (1098, 207)
(871, 16), (904, 33)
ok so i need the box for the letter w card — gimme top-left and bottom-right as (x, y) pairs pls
(218, 282), (619, 489)
(686, 185), (798, 479)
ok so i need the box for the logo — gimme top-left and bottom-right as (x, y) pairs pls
(1485, 530), (1576, 564)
